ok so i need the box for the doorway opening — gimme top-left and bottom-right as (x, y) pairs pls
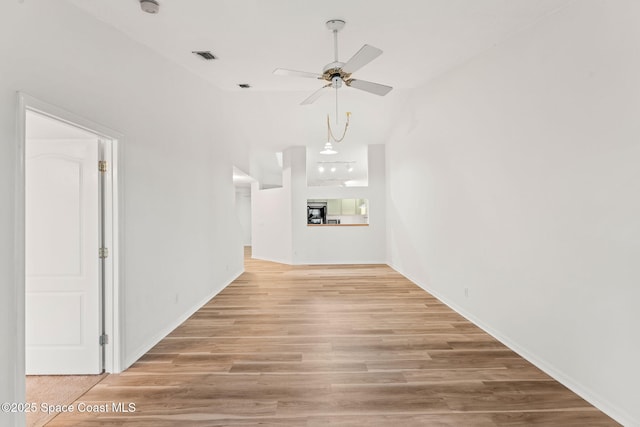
(16, 94), (122, 408)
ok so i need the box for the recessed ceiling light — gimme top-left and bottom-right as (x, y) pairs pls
(192, 51), (217, 60)
(330, 167), (336, 172)
(318, 166), (325, 173)
(238, 83), (251, 89)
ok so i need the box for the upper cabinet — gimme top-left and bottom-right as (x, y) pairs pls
(327, 199), (342, 215)
(341, 199), (357, 215)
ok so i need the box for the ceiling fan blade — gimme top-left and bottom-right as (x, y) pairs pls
(346, 79), (393, 96)
(274, 68), (323, 79)
(341, 44), (383, 74)
(301, 84), (331, 105)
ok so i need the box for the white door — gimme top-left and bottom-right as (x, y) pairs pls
(26, 138), (102, 374)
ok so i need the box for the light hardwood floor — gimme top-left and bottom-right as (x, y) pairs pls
(48, 248), (619, 426)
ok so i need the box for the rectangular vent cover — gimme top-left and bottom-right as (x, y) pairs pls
(192, 51), (216, 60)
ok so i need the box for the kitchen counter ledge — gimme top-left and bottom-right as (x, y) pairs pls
(307, 224), (369, 226)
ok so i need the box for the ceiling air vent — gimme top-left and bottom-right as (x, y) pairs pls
(192, 51), (217, 61)
(238, 84), (251, 89)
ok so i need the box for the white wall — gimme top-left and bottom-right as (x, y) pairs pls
(250, 184), (292, 263)
(251, 153), (293, 264)
(295, 145), (386, 264)
(252, 145), (386, 265)
(235, 188), (252, 246)
(386, 1), (640, 425)
(0, 1), (246, 419)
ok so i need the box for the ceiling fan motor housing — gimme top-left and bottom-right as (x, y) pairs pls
(322, 62), (351, 83)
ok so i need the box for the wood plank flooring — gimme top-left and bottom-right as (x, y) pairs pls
(48, 248), (619, 426)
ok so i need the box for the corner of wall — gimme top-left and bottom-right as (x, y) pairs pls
(388, 262), (635, 427)
(123, 270), (243, 370)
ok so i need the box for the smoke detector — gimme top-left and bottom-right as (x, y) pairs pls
(140, 0), (159, 14)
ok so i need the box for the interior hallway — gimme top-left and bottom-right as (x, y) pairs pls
(45, 248), (618, 426)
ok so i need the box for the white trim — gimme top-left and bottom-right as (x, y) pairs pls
(100, 139), (123, 373)
(14, 92), (27, 427)
(15, 92), (124, 377)
(387, 262), (636, 427)
(124, 271), (243, 369)
(249, 255), (292, 265)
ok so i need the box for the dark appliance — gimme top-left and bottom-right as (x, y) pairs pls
(307, 205), (326, 224)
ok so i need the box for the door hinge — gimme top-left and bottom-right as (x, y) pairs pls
(99, 247), (109, 259)
(99, 334), (109, 345)
(98, 160), (107, 173)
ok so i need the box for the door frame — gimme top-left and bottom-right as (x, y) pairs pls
(15, 93), (123, 380)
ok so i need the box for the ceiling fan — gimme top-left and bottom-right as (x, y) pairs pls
(274, 19), (393, 105)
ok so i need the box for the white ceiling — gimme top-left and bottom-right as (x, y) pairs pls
(63, 0), (571, 185)
(65, 0), (571, 92)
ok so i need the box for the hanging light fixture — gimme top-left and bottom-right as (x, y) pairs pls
(320, 141), (337, 155)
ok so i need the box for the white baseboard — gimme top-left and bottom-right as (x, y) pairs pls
(387, 262), (636, 427)
(294, 260), (386, 265)
(123, 269), (243, 370)
(250, 254), (292, 265)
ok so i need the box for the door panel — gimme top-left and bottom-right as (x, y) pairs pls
(26, 138), (102, 374)
(27, 155), (83, 276)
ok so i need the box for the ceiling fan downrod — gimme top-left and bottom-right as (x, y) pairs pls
(326, 19), (345, 63)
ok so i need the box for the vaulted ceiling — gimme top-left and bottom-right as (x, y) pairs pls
(64, 0), (572, 185)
